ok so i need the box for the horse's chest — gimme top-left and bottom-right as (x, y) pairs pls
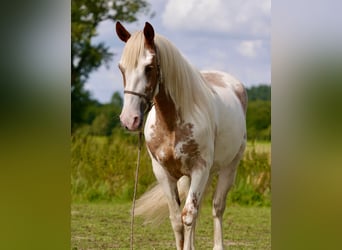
(146, 123), (200, 179)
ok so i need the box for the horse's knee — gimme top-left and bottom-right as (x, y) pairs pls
(182, 205), (198, 226)
(170, 215), (183, 232)
(182, 192), (200, 226)
(212, 198), (226, 218)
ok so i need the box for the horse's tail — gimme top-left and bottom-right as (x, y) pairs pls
(134, 176), (190, 224)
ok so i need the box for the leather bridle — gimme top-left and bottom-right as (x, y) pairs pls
(123, 89), (155, 115)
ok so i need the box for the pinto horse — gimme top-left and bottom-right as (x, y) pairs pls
(116, 22), (247, 250)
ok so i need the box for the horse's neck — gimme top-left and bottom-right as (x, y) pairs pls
(154, 85), (179, 131)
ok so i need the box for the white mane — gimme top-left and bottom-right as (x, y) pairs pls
(155, 35), (215, 123)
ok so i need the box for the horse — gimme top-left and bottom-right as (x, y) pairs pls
(115, 21), (247, 250)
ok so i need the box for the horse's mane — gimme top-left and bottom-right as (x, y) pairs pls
(121, 31), (215, 122)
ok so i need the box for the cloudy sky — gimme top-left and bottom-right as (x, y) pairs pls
(85, 0), (271, 103)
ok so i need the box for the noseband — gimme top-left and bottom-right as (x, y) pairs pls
(123, 89), (154, 114)
(123, 46), (162, 115)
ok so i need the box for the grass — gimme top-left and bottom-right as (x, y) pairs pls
(71, 128), (271, 206)
(71, 201), (270, 250)
(246, 141), (271, 162)
(71, 130), (271, 248)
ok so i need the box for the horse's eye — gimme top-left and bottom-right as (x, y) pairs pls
(145, 66), (153, 74)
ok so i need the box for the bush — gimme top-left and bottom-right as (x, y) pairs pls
(71, 128), (271, 206)
(246, 100), (271, 141)
(229, 143), (271, 206)
(71, 128), (155, 202)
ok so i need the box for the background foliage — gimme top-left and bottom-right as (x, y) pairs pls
(71, 0), (152, 130)
(71, 85), (271, 206)
(74, 84), (271, 141)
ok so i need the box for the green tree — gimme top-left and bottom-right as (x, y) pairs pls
(89, 92), (123, 136)
(71, 0), (152, 130)
(247, 85), (271, 101)
(111, 91), (123, 108)
(246, 100), (271, 141)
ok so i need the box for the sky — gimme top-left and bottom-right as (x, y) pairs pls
(85, 0), (271, 103)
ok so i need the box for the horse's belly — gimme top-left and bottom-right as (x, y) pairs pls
(212, 92), (247, 168)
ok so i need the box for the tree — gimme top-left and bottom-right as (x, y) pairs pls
(246, 100), (271, 141)
(71, 0), (152, 130)
(89, 92), (123, 136)
(246, 85), (271, 101)
(110, 91), (123, 108)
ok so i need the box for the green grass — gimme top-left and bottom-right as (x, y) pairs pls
(246, 141), (271, 162)
(72, 128), (271, 206)
(71, 201), (270, 250)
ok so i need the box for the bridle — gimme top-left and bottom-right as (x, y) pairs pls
(123, 89), (155, 115)
(123, 46), (162, 115)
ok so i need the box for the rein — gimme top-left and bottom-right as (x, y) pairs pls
(130, 130), (143, 250)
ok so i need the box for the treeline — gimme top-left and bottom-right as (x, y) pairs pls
(73, 84), (271, 141)
(246, 85), (271, 140)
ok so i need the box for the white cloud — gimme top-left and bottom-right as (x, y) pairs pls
(237, 40), (263, 58)
(84, 1), (271, 103)
(162, 0), (270, 38)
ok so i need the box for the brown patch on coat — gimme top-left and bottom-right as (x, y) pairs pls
(201, 72), (226, 88)
(146, 84), (182, 179)
(146, 84), (203, 179)
(233, 83), (248, 115)
(181, 209), (189, 225)
(147, 124), (183, 179)
(191, 193), (199, 209)
(175, 123), (201, 167)
(143, 41), (159, 100)
(179, 239), (184, 250)
(202, 72), (248, 115)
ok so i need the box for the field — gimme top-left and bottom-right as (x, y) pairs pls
(71, 201), (271, 250)
(71, 131), (271, 249)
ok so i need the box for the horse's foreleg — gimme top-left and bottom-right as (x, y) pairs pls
(152, 160), (184, 250)
(168, 183), (184, 250)
(182, 166), (210, 250)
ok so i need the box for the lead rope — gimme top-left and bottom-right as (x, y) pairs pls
(130, 130), (143, 250)
(130, 45), (161, 249)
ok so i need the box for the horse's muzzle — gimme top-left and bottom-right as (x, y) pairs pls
(120, 112), (143, 131)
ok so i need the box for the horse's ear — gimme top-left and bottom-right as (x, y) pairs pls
(116, 21), (131, 43)
(143, 22), (155, 46)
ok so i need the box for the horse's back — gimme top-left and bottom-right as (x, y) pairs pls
(202, 70), (247, 114)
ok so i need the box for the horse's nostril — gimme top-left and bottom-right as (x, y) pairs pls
(132, 116), (140, 129)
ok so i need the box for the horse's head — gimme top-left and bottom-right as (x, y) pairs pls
(116, 21), (160, 131)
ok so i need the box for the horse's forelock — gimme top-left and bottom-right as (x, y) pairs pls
(120, 31), (146, 71)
